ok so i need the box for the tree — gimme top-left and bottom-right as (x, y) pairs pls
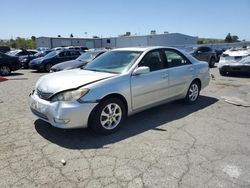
(0, 37), (35, 49)
(31, 36), (36, 41)
(231, 35), (239, 42)
(70, 34), (74, 38)
(58, 35), (61, 37)
(225, 33), (232, 43)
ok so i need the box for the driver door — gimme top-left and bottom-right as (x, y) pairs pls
(130, 50), (169, 110)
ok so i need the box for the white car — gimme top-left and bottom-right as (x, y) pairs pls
(218, 48), (250, 75)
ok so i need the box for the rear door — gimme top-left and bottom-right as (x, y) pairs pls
(163, 49), (194, 98)
(70, 51), (81, 60)
(130, 49), (169, 110)
(57, 51), (71, 63)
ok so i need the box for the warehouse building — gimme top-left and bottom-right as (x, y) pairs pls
(36, 33), (198, 49)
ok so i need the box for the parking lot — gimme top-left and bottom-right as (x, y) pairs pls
(0, 67), (250, 187)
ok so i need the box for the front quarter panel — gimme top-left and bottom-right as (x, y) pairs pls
(79, 74), (132, 113)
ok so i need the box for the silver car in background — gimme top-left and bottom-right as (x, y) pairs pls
(30, 47), (210, 134)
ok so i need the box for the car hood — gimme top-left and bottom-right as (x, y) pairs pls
(51, 60), (87, 70)
(36, 69), (117, 94)
(30, 57), (44, 64)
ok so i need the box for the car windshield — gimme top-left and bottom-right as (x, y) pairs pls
(84, 51), (142, 74)
(77, 51), (103, 62)
(44, 50), (59, 58)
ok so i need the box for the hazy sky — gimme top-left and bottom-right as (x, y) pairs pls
(1, 0), (250, 40)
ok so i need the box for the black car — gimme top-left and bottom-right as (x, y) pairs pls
(0, 52), (21, 76)
(0, 46), (11, 53)
(20, 49), (53, 68)
(50, 50), (106, 72)
(29, 49), (82, 72)
(190, 46), (218, 67)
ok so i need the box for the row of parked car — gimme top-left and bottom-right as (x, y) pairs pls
(0, 46), (107, 75)
(1, 45), (250, 76)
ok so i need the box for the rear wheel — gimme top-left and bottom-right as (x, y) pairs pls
(209, 57), (216, 68)
(0, 65), (11, 76)
(185, 81), (200, 104)
(219, 69), (227, 76)
(89, 98), (126, 134)
(44, 63), (53, 72)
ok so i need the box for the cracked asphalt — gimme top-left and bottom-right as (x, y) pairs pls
(0, 67), (250, 188)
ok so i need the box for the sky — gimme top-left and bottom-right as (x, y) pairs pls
(1, 0), (250, 40)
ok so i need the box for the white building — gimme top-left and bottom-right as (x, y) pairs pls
(36, 33), (198, 49)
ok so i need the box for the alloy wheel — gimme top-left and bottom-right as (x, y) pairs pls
(188, 83), (199, 102)
(100, 103), (122, 130)
(0, 66), (11, 76)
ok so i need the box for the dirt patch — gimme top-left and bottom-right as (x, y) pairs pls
(215, 82), (242, 88)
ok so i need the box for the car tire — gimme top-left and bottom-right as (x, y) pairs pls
(209, 57), (216, 68)
(0, 65), (11, 76)
(89, 98), (126, 134)
(219, 70), (227, 76)
(44, 63), (53, 72)
(185, 81), (200, 104)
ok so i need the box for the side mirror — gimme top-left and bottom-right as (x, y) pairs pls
(197, 50), (202, 54)
(132, 66), (150, 76)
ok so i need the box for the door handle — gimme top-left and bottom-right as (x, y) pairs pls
(189, 67), (194, 72)
(162, 73), (168, 79)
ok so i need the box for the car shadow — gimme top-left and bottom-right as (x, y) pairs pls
(30, 70), (43, 73)
(226, 73), (250, 78)
(35, 95), (218, 150)
(7, 72), (24, 76)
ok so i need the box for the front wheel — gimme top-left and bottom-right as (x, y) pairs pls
(185, 81), (200, 104)
(219, 69), (227, 76)
(209, 57), (216, 68)
(0, 65), (11, 76)
(89, 98), (126, 134)
(44, 63), (53, 72)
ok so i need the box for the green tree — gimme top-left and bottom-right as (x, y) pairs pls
(31, 36), (36, 41)
(58, 35), (61, 37)
(231, 35), (239, 42)
(225, 33), (232, 43)
(70, 34), (74, 38)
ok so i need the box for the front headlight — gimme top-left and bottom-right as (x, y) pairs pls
(51, 88), (89, 102)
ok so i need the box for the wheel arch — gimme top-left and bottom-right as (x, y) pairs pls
(100, 93), (128, 116)
(87, 93), (129, 127)
(192, 78), (201, 90)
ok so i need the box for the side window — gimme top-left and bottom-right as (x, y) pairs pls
(65, 51), (71, 57)
(71, 51), (80, 56)
(164, 50), (190, 68)
(206, 47), (212, 52)
(58, 52), (66, 57)
(198, 47), (210, 52)
(139, 50), (164, 72)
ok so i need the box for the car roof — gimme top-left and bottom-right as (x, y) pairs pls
(112, 46), (179, 52)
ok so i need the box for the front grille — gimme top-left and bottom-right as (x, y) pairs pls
(31, 108), (49, 120)
(36, 89), (53, 100)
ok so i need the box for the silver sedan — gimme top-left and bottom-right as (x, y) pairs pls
(30, 47), (210, 134)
